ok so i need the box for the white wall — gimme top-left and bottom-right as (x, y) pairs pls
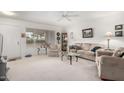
(1, 12), (124, 59)
(66, 12), (124, 49)
(0, 17), (63, 58)
(47, 31), (55, 44)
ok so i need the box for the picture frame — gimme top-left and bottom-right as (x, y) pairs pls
(115, 31), (123, 37)
(82, 28), (93, 38)
(115, 24), (123, 30)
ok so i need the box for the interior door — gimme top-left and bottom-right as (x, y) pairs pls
(6, 26), (21, 59)
(0, 25), (21, 59)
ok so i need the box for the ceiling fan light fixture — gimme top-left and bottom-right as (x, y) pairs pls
(57, 12), (79, 22)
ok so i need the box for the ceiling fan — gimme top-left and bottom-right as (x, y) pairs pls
(57, 11), (79, 22)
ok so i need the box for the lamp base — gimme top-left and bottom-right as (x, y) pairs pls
(107, 39), (110, 49)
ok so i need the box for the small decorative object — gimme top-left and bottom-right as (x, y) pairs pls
(57, 37), (60, 40)
(105, 32), (113, 49)
(21, 33), (26, 38)
(115, 31), (123, 37)
(56, 32), (60, 36)
(25, 54), (32, 57)
(70, 32), (74, 39)
(115, 24), (123, 30)
(56, 32), (61, 44)
(82, 28), (93, 38)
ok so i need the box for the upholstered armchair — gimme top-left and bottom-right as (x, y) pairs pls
(47, 44), (61, 57)
(96, 49), (124, 80)
(96, 49), (113, 67)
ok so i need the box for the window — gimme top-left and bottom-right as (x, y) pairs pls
(26, 31), (46, 47)
(35, 32), (46, 43)
(26, 32), (34, 44)
(26, 28), (55, 48)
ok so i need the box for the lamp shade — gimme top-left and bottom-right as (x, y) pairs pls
(105, 32), (113, 37)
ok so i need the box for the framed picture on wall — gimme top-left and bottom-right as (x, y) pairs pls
(82, 28), (93, 38)
(115, 31), (123, 37)
(115, 24), (123, 30)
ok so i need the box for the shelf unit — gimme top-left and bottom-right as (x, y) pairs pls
(61, 33), (68, 51)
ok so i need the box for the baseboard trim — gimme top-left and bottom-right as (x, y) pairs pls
(8, 57), (21, 62)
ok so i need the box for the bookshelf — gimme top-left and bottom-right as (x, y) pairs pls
(61, 33), (68, 51)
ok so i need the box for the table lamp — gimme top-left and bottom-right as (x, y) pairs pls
(105, 32), (113, 49)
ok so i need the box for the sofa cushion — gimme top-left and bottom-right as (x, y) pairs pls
(85, 51), (95, 56)
(77, 50), (94, 56)
(82, 43), (92, 51)
(77, 50), (86, 54)
(113, 49), (121, 57)
(113, 48), (124, 57)
(80, 44), (84, 50)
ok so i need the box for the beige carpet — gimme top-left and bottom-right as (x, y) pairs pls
(7, 55), (101, 81)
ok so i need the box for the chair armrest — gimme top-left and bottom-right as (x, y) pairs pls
(100, 56), (124, 67)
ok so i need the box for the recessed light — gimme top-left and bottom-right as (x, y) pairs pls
(1, 11), (15, 16)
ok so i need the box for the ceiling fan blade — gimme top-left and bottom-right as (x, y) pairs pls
(57, 17), (63, 22)
(65, 17), (71, 21)
(66, 15), (79, 17)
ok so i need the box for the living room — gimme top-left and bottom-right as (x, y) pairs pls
(0, 11), (124, 81)
(1, 0), (124, 93)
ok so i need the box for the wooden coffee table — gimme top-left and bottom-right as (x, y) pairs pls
(61, 52), (80, 65)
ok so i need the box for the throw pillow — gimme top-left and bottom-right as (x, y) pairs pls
(113, 48), (122, 57)
(91, 46), (101, 52)
(122, 55), (124, 58)
(120, 52), (124, 57)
